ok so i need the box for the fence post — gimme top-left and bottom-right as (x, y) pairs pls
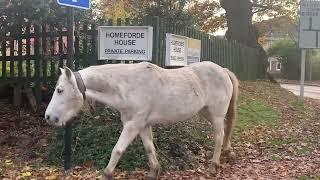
(26, 23), (31, 80)
(205, 34), (209, 61)
(91, 23), (98, 66)
(81, 23), (88, 66)
(74, 22), (80, 70)
(58, 24), (64, 69)
(49, 24), (56, 81)
(42, 24), (48, 84)
(117, 18), (124, 64)
(17, 25), (23, 81)
(158, 18), (165, 67)
(235, 43), (241, 80)
(152, 16), (160, 66)
(1, 37), (6, 79)
(9, 38), (14, 79)
(209, 36), (214, 63)
(34, 25), (42, 106)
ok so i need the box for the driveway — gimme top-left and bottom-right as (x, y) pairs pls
(280, 84), (320, 100)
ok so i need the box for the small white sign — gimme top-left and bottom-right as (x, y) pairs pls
(98, 26), (153, 61)
(165, 34), (188, 66)
(299, 0), (320, 48)
(187, 38), (201, 65)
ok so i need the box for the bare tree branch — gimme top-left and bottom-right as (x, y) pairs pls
(253, 8), (268, 14)
(252, 3), (273, 10)
(252, 2), (274, 14)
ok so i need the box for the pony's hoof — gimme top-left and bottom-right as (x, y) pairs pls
(222, 150), (236, 164)
(145, 176), (157, 180)
(224, 151), (236, 164)
(145, 167), (160, 180)
(101, 173), (113, 180)
(228, 151), (236, 163)
(209, 163), (221, 175)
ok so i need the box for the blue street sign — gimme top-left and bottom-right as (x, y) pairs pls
(57, 0), (90, 10)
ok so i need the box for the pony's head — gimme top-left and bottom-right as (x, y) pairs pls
(45, 67), (84, 127)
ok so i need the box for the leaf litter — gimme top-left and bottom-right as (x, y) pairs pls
(0, 80), (319, 179)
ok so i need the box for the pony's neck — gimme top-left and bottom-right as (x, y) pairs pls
(79, 69), (125, 110)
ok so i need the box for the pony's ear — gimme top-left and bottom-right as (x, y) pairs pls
(59, 67), (64, 74)
(65, 67), (73, 79)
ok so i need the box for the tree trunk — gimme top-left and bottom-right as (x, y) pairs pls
(221, 0), (258, 47)
(221, 0), (268, 79)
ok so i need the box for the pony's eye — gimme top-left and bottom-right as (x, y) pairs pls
(57, 88), (63, 94)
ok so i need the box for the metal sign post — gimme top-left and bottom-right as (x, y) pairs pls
(64, 7), (74, 171)
(56, 0), (90, 171)
(300, 49), (307, 102)
(298, 0), (320, 103)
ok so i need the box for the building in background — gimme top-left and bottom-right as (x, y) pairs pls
(256, 16), (298, 77)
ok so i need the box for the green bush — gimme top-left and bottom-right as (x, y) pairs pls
(0, 61), (30, 77)
(0, 56), (60, 79)
(267, 38), (300, 80)
(267, 38), (320, 80)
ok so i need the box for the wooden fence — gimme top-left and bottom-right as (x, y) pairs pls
(0, 16), (261, 105)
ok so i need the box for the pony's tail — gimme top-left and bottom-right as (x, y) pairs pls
(223, 68), (239, 149)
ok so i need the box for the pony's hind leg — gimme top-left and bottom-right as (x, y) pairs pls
(201, 107), (226, 174)
(139, 126), (160, 179)
(210, 115), (225, 174)
(222, 131), (236, 163)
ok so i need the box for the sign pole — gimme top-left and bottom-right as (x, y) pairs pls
(64, 6), (74, 171)
(300, 49), (307, 102)
(56, 0), (90, 171)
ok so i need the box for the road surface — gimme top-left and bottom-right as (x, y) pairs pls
(280, 84), (320, 100)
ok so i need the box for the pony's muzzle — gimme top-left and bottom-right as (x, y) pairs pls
(45, 114), (59, 125)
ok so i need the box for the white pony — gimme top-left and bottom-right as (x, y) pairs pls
(45, 61), (239, 180)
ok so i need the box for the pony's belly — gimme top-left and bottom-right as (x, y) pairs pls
(148, 111), (199, 125)
(147, 103), (204, 125)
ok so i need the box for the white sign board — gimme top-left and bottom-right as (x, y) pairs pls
(187, 38), (201, 65)
(98, 26), (153, 61)
(299, 0), (320, 48)
(165, 33), (202, 66)
(165, 34), (188, 66)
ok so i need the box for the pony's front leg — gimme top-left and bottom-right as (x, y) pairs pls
(101, 121), (141, 180)
(139, 126), (160, 180)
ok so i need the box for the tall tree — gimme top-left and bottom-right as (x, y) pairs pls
(188, 0), (223, 32)
(142, 0), (196, 27)
(255, 16), (298, 47)
(97, 0), (134, 22)
(218, 0), (298, 79)
(220, 0), (257, 47)
(219, 0), (298, 47)
(252, 0), (298, 21)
